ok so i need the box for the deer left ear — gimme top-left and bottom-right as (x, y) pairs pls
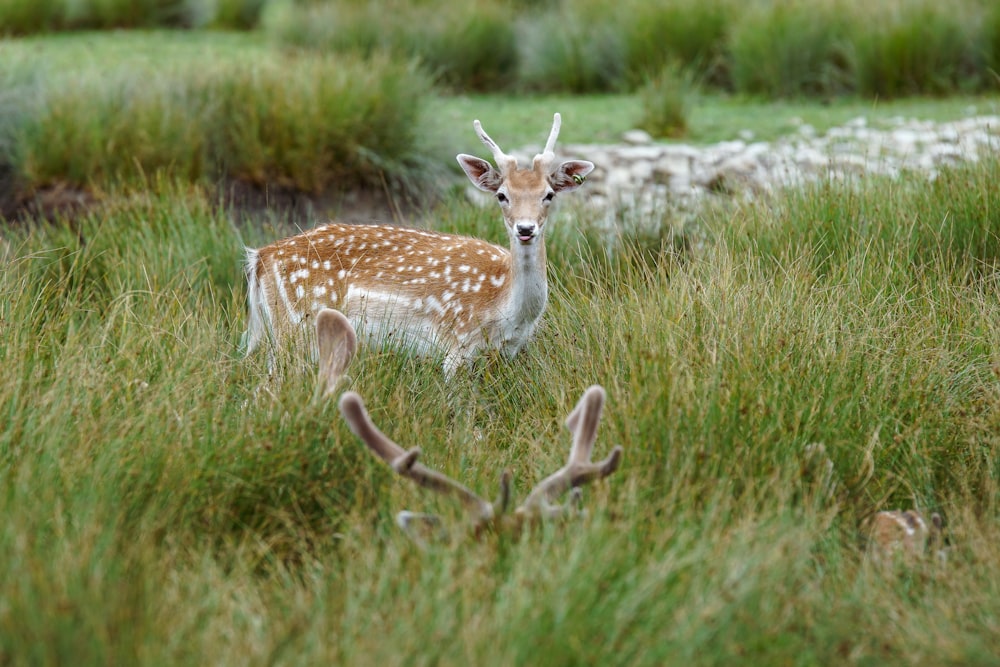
(550, 160), (595, 193)
(457, 154), (504, 193)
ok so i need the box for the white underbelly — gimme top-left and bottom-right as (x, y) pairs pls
(342, 288), (451, 358)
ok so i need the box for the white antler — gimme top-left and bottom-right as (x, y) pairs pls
(536, 112), (562, 166)
(316, 308), (357, 397)
(339, 385), (622, 539)
(473, 118), (517, 172)
(543, 112), (562, 155)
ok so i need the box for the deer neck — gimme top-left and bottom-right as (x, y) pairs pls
(506, 235), (548, 325)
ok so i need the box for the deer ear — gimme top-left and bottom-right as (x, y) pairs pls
(550, 160), (595, 193)
(457, 154), (503, 193)
(317, 308), (357, 396)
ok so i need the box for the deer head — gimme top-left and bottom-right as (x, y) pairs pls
(456, 112), (594, 247)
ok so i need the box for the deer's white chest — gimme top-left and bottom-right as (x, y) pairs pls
(496, 271), (547, 356)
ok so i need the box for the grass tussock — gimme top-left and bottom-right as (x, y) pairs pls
(0, 37), (433, 205)
(261, 0), (518, 92)
(0, 0), (267, 33)
(259, 0), (1000, 97)
(2, 150), (1000, 662)
(637, 62), (699, 138)
(4, 0), (998, 96)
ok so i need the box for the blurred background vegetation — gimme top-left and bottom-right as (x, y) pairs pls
(2, 0), (998, 96)
(1, 0), (999, 219)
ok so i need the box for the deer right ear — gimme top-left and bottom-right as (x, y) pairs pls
(457, 154), (503, 193)
(317, 308), (357, 396)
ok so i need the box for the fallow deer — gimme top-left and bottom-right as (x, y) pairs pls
(339, 384), (623, 540)
(867, 509), (945, 564)
(243, 112), (594, 374)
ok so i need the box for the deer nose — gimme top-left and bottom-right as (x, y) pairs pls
(515, 222), (537, 242)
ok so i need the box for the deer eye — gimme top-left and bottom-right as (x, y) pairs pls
(497, 192), (509, 204)
(543, 191), (555, 203)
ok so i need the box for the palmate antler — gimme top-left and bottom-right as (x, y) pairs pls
(339, 385), (623, 539)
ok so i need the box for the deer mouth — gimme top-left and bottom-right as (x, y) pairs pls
(517, 233), (536, 244)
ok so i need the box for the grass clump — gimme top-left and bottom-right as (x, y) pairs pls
(728, 0), (852, 98)
(0, 0), (268, 33)
(637, 62), (698, 138)
(513, 0), (627, 93)
(0, 34), (434, 205)
(617, 0), (734, 87)
(850, 0), (988, 97)
(262, 0), (519, 92)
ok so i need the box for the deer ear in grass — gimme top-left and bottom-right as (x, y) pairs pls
(317, 308), (356, 396)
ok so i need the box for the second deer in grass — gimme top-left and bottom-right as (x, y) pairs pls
(339, 384), (623, 540)
(244, 112), (594, 374)
(313, 307), (624, 542)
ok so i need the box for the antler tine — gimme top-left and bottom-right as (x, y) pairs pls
(517, 385), (623, 519)
(338, 392), (496, 524)
(542, 112), (562, 156)
(317, 308), (357, 397)
(474, 118), (516, 171)
(533, 112), (562, 171)
(565, 384), (603, 459)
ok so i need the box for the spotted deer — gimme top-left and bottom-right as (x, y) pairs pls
(867, 509), (945, 564)
(243, 112), (594, 374)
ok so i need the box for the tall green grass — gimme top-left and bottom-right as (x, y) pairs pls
(0, 0), (267, 33)
(263, 0), (998, 97)
(0, 35), (434, 206)
(261, 0), (518, 92)
(4, 0), (998, 97)
(2, 151), (1000, 662)
(728, 0), (853, 98)
(850, 0), (987, 97)
(617, 0), (734, 87)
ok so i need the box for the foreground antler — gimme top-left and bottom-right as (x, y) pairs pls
(339, 385), (623, 538)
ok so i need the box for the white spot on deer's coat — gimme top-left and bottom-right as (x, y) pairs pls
(491, 274), (506, 287)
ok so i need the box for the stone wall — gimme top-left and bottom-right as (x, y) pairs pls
(485, 114), (1000, 227)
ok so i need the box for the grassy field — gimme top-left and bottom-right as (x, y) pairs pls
(4, 150), (1000, 665)
(3, 27), (1000, 667)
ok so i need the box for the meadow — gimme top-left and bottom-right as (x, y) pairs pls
(3, 8), (1000, 666)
